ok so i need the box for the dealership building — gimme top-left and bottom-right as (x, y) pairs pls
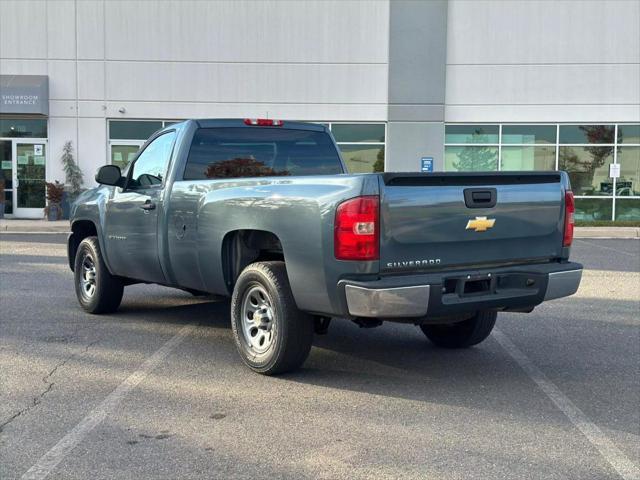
(1, 0), (639, 220)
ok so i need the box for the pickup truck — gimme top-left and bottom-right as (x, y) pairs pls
(68, 118), (583, 375)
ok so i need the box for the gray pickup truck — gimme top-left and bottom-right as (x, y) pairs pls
(68, 119), (582, 374)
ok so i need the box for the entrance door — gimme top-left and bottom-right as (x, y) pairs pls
(0, 140), (13, 216)
(14, 140), (47, 218)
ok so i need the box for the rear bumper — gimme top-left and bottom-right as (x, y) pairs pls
(339, 262), (582, 319)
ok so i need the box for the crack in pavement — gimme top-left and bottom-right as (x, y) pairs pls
(0, 340), (99, 433)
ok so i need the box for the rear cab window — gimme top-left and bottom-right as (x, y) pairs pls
(183, 127), (344, 180)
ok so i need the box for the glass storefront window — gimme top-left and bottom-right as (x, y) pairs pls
(339, 145), (384, 173)
(444, 123), (639, 221)
(0, 118), (47, 138)
(559, 125), (615, 144)
(501, 146), (555, 171)
(445, 125), (499, 144)
(110, 145), (140, 172)
(331, 124), (385, 143)
(445, 146), (498, 172)
(618, 124), (640, 144)
(615, 198), (640, 221)
(502, 125), (556, 144)
(617, 147), (640, 196)
(558, 146), (613, 196)
(574, 198), (613, 222)
(109, 121), (163, 140)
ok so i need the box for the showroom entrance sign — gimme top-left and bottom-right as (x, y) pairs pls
(0, 75), (49, 115)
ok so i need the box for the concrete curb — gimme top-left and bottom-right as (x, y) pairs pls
(1, 220), (638, 238)
(574, 227), (639, 239)
(0, 220), (70, 234)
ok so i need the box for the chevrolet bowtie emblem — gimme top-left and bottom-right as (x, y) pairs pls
(466, 216), (496, 232)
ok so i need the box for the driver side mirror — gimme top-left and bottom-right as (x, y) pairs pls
(95, 165), (125, 187)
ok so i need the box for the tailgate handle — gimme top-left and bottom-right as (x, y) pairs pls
(464, 188), (497, 208)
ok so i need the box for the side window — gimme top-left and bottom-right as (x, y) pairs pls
(129, 131), (176, 188)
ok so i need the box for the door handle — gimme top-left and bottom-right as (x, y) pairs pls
(140, 201), (156, 211)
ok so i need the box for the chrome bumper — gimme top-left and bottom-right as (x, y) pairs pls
(543, 269), (582, 301)
(344, 285), (430, 318)
(343, 266), (583, 318)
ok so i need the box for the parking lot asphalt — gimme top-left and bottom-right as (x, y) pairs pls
(0, 234), (638, 480)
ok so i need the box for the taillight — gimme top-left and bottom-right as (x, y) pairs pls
(334, 196), (379, 261)
(563, 190), (575, 247)
(244, 118), (283, 126)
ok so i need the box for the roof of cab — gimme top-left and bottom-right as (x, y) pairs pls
(194, 118), (326, 131)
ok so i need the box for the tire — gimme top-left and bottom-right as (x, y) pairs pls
(231, 261), (314, 375)
(420, 311), (497, 348)
(74, 236), (124, 314)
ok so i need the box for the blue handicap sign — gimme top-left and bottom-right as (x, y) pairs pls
(421, 157), (434, 172)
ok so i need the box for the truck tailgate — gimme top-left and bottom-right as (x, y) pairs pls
(379, 173), (565, 272)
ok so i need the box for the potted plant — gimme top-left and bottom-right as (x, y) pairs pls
(60, 141), (84, 219)
(44, 181), (65, 221)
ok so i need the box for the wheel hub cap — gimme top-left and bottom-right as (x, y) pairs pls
(240, 285), (275, 354)
(80, 255), (97, 298)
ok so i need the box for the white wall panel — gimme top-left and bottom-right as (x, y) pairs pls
(445, 104), (640, 123)
(105, 62), (386, 104)
(46, 0), (76, 59)
(47, 117), (77, 183)
(446, 64), (640, 106)
(447, 0), (640, 65)
(0, 59), (47, 75)
(0, 1), (47, 58)
(77, 101), (106, 118)
(104, 0), (388, 63)
(77, 117), (106, 181)
(102, 101), (387, 122)
(77, 0), (105, 59)
(47, 60), (77, 99)
(49, 100), (77, 118)
(78, 61), (105, 100)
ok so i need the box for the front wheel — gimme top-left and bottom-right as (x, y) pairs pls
(419, 311), (497, 348)
(74, 237), (124, 314)
(231, 261), (314, 375)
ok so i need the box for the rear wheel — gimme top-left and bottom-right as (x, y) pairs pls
(420, 311), (497, 348)
(74, 237), (124, 314)
(231, 261), (314, 375)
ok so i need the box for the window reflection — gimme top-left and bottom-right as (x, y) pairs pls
(615, 199), (640, 220)
(558, 146), (613, 195)
(501, 146), (555, 171)
(574, 198), (613, 221)
(445, 146), (498, 172)
(339, 145), (384, 173)
(617, 147), (640, 196)
(130, 131), (176, 187)
(559, 125), (616, 144)
(445, 125), (499, 144)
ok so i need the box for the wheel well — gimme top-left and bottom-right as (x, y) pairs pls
(68, 220), (98, 271)
(222, 230), (284, 292)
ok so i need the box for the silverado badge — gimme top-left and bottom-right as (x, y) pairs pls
(466, 216), (495, 232)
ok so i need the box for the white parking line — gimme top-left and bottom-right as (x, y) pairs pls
(21, 322), (197, 480)
(493, 328), (640, 480)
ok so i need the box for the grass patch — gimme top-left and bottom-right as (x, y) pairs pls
(575, 220), (640, 227)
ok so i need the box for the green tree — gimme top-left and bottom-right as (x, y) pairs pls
(61, 141), (84, 199)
